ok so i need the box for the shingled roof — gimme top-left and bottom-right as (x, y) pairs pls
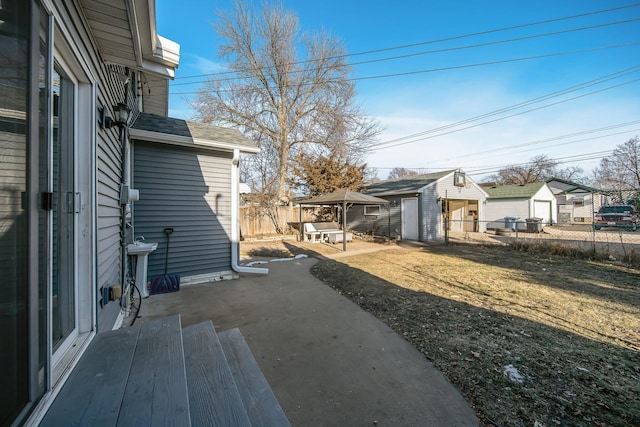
(363, 170), (456, 196)
(130, 113), (258, 153)
(483, 182), (546, 199)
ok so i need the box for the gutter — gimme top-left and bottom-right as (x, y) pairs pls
(230, 149), (268, 275)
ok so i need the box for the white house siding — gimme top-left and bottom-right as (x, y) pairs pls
(132, 142), (234, 283)
(435, 173), (488, 234)
(547, 181), (596, 224)
(486, 199), (530, 229)
(531, 185), (557, 224)
(562, 194), (594, 223)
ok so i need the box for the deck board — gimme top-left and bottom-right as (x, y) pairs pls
(40, 325), (141, 426)
(218, 328), (291, 427)
(117, 314), (191, 427)
(183, 321), (251, 427)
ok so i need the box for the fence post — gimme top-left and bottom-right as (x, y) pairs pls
(444, 216), (449, 245)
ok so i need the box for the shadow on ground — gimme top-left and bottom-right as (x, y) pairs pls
(311, 256), (640, 427)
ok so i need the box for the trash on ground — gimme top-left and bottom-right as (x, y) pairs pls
(504, 364), (524, 384)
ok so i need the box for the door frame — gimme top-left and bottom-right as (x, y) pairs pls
(23, 4), (98, 424)
(47, 14), (97, 388)
(401, 197), (419, 240)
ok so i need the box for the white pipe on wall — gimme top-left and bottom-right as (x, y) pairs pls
(230, 148), (268, 274)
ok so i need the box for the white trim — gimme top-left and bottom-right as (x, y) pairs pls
(230, 149), (269, 275)
(180, 270), (239, 285)
(364, 205), (381, 216)
(24, 332), (95, 427)
(129, 128), (260, 154)
(112, 310), (125, 330)
(140, 58), (176, 78)
(401, 197), (420, 241)
(154, 35), (180, 66)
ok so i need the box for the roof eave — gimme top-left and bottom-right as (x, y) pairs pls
(79, 0), (179, 78)
(129, 128), (260, 154)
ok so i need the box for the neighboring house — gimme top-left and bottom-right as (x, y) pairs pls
(348, 170), (488, 241)
(484, 182), (557, 229)
(545, 178), (603, 224)
(0, 2), (257, 425)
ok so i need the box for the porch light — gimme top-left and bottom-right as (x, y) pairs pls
(101, 102), (131, 129)
(112, 102), (130, 126)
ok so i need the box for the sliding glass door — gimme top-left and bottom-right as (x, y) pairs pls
(0, 1), (31, 424)
(51, 64), (77, 354)
(0, 0), (98, 422)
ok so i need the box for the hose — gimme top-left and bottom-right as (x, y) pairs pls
(130, 283), (142, 326)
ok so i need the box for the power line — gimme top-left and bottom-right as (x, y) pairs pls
(169, 17), (640, 88)
(348, 42), (640, 83)
(463, 150), (615, 176)
(371, 127), (639, 174)
(171, 3), (640, 81)
(169, 42), (640, 95)
(372, 76), (640, 150)
(372, 66), (640, 148)
(446, 124), (640, 163)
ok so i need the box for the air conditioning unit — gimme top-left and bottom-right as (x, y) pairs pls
(454, 171), (466, 187)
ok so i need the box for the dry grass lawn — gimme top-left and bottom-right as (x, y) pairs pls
(242, 240), (640, 426)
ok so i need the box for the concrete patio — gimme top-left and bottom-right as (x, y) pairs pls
(130, 254), (478, 426)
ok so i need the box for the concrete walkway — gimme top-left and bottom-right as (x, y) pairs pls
(135, 257), (478, 426)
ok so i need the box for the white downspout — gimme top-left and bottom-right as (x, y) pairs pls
(231, 149), (269, 274)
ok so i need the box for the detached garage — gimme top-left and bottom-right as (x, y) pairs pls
(484, 182), (557, 230)
(348, 169), (488, 241)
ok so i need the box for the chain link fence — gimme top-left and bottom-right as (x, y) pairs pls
(447, 189), (640, 263)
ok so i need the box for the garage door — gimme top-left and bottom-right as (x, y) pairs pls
(534, 200), (552, 224)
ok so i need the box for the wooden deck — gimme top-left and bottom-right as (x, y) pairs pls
(40, 315), (290, 426)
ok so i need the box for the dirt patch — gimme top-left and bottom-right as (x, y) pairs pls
(304, 243), (639, 427)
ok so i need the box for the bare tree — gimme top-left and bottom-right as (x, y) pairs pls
(387, 167), (421, 180)
(191, 0), (383, 218)
(593, 137), (640, 191)
(488, 155), (559, 185)
(554, 165), (589, 184)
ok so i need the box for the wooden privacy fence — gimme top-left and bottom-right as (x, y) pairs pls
(240, 205), (320, 237)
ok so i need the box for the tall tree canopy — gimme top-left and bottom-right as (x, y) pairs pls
(593, 137), (640, 191)
(191, 0), (382, 207)
(291, 153), (366, 197)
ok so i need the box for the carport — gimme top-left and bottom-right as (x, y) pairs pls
(299, 189), (390, 251)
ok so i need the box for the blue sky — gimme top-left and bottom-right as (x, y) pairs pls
(156, 1), (640, 181)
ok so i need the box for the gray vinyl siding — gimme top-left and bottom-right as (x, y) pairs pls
(96, 72), (138, 330)
(49, 2), (137, 331)
(132, 142), (233, 279)
(142, 76), (169, 116)
(347, 197), (401, 239)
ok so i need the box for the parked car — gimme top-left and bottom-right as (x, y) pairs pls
(593, 205), (638, 231)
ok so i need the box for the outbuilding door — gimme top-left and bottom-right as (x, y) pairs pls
(534, 200), (552, 224)
(402, 198), (419, 240)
